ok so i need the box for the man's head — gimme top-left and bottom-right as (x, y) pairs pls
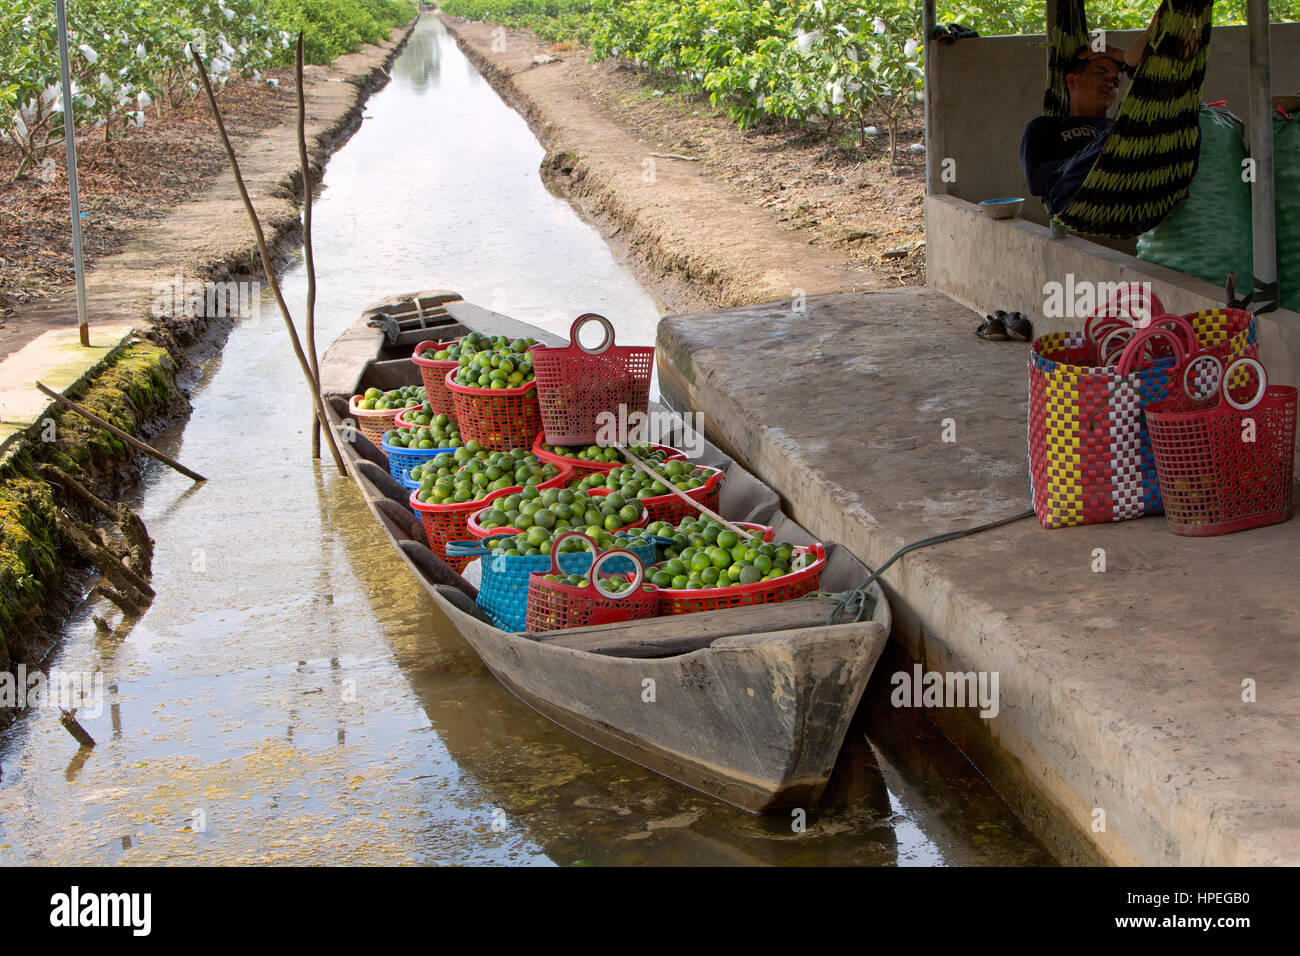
(1066, 49), (1126, 117)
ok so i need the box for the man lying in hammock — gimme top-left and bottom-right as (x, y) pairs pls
(1019, 32), (1151, 217)
(1016, 0), (1214, 238)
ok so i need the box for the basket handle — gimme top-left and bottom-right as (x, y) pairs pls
(1114, 324), (1190, 381)
(444, 538), (495, 557)
(1218, 356), (1269, 412)
(1178, 351), (1225, 402)
(569, 313), (616, 355)
(589, 548), (646, 600)
(546, 531), (598, 575)
(1084, 283), (1168, 342)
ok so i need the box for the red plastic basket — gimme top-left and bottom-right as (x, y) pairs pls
(1147, 355), (1296, 536)
(409, 466), (573, 571)
(347, 395), (407, 452)
(530, 314), (655, 446)
(531, 433), (688, 476)
(525, 533), (659, 632)
(444, 367), (542, 451)
(466, 494), (649, 538)
(653, 543), (826, 616)
(412, 340), (460, 415)
(588, 466), (725, 525)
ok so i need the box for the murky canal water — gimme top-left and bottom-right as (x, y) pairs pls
(0, 16), (1053, 865)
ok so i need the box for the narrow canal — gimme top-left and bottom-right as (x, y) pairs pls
(0, 15), (1053, 865)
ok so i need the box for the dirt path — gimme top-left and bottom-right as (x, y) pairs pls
(439, 15), (925, 313)
(0, 22), (417, 360)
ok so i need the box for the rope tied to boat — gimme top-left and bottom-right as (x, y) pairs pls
(805, 509), (1036, 624)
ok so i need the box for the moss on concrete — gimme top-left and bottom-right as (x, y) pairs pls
(0, 342), (176, 660)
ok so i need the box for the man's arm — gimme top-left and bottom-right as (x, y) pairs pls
(1124, 7), (1159, 68)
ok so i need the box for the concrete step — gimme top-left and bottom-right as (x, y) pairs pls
(657, 286), (1300, 866)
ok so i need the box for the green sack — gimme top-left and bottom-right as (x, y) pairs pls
(1137, 106), (1253, 290)
(1276, 114), (1300, 313)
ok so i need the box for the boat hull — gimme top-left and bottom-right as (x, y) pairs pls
(321, 293), (891, 813)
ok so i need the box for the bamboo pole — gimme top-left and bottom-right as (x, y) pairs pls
(36, 382), (207, 482)
(189, 47), (347, 476)
(615, 446), (759, 541)
(296, 34), (322, 459)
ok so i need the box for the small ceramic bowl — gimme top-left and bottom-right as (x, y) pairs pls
(979, 197), (1025, 220)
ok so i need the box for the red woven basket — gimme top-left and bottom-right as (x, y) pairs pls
(412, 340), (460, 415)
(530, 314), (655, 446)
(531, 433), (687, 476)
(466, 495), (649, 538)
(525, 533), (659, 632)
(590, 466), (725, 525)
(1147, 355), (1297, 536)
(347, 395), (407, 453)
(444, 367), (542, 451)
(654, 543), (826, 616)
(409, 466), (573, 571)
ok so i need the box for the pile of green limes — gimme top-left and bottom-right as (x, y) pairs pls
(576, 458), (713, 498)
(421, 332), (537, 362)
(412, 445), (560, 504)
(355, 385), (424, 411)
(648, 532), (803, 590)
(449, 339), (539, 390)
(383, 411), (461, 450)
(541, 442), (671, 465)
(615, 516), (758, 559)
(477, 487), (646, 540)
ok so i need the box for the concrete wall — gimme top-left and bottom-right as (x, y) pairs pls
(926, 194), (1300, 432)
(928, 24), (1300, 223)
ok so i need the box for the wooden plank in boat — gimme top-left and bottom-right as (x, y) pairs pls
(535, 599), (837, 657)
(361, 289), (463, 317)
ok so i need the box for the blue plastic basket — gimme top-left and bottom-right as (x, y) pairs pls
(446, 537), (658, 632)
(380, 435), (459, 486)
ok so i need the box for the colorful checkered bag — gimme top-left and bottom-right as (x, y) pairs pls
(1027, 296), (1257, 529)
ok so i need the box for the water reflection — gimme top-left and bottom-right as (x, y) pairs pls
(0, 14), (1052, 866)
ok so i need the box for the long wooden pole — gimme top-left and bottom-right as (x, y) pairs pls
(296, 34), (322, 459)
(36, 382), (206, 482)
(55, 0), (89, 347)
(616, 446), (759, 541)
(189, 47), (347, 477)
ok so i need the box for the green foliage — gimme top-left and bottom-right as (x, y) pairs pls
(439, 0), (594, 44)
(270, 0), (417, 64)
(0, 0), (414, 172)
(467, 0), (1299, 159)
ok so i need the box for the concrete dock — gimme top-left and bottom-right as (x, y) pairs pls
(657, 287), (1300, 866)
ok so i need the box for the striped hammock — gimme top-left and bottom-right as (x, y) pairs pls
(1044, 0), (1215, 239)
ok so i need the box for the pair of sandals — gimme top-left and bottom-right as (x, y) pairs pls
(931, 24), (979, 45)
(976, 310), (1033, 342)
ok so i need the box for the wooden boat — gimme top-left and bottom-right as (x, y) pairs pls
(317, 290), (891, 813)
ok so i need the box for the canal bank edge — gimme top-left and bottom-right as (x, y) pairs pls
(0, 18), (420, 729)
(438, 15), (881, 314)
